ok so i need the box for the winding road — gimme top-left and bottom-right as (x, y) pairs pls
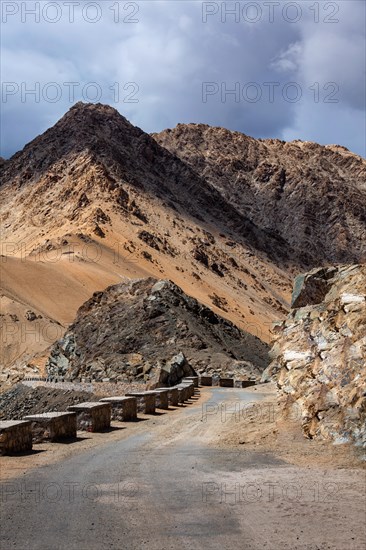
(1, 387), (365, 550)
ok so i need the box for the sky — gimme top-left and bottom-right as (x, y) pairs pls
(1, 0), (365, 158)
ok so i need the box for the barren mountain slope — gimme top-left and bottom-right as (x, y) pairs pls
(0, 103), (293, 386)
(153, 124), (366, 266)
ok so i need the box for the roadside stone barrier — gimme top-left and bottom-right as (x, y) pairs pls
(99, 396), (137, 421)
(0, 420), (33, 455)
(166, 387), (179, 407)
(181, 380), (195, 397)
(199, 375), (213, 386)
(150, 389), (169, 410)
(3, 376), (207, 455)
(68, 402), (111, 432)
(125, 392), (156, 414)
(235, 380), (256, 388)
(219, 378), (234, 388)
(184, 376), (199, 388)
(175, 384), (191, 401)
(23, 412), (77, 442)
(172, 385), (186, 404)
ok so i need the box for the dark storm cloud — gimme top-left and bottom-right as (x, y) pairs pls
(1, 0), (365, 158)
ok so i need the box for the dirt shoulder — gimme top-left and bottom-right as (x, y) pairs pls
(210, 383), (365, 470)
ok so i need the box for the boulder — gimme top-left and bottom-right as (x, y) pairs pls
(291, 267), (338, 308)
(155, 352), (197, 387)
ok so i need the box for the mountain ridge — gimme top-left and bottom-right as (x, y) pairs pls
(0, 103), (291, 267)
(1, 102), (365, 389)
(154, 122), (366, 266)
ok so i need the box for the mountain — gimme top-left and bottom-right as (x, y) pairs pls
(46, 277), (270, 383)
(153, 124), (366, 266)
(0, 103), (292, 263)
(0, 103), (293, 388)
(1, 102), (365, 388)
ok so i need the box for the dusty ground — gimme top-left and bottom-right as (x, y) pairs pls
(211, 383), (366, 469)
(1, 384), (365, 549)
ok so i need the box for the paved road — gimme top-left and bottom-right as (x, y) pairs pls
(1, 388), (364, 550)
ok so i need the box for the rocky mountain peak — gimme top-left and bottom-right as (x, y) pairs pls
(58, 101), (138, 136)
(0, 103), (144, 188)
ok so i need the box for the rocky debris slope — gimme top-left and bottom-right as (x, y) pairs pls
(47, 277), (270, 383)
(263, 265), (366, 447)
(154, 124), (366, 267)
(0, 384), (101, 420)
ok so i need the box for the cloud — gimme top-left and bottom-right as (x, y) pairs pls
(271, 42), (303, 73)
(1, 0), (365, 158)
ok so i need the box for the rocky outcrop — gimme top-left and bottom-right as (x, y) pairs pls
(46, 278), (269, 383)
(151, 352), (197, 387)
(263, 265), (366, 447)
